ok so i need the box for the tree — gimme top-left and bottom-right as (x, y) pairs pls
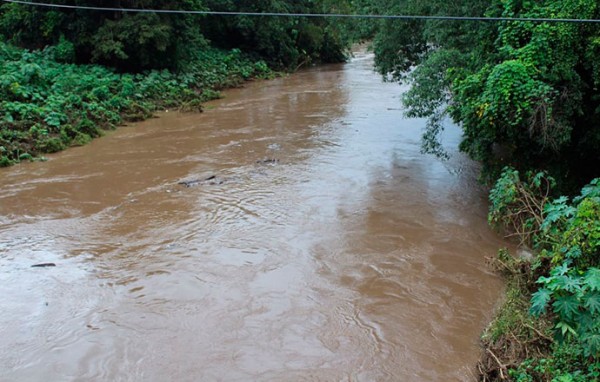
(0, 0), (353, 71)
(371, 0), (600, 189)
(0, 0), (207, 71)
(200, 0), (351, 69)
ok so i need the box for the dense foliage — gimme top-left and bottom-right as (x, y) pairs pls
(0, 0), (352, 71)
(486, 168), (600, 380)
(0, 0), (358, 165)
(0, 0), (208, 71)
(369, 0), (600, 189)
(0, 41), (272, 166)
(201, 0), (353, 69)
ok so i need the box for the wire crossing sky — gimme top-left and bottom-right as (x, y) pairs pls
(3, 0), (600, 24)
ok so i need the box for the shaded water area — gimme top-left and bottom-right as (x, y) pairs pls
(0, 52), (507, 381)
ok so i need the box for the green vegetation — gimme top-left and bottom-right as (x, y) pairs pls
(0, 40), (273, 166)
(368, 0), (600, 189)
(479, 248), (554, 381)
(366, 1), (600, 379)
(1, 1), (209, 71)
(201, 0), (354, 69)
(0, 0), (355, 165)
(480, 169), (600, 381)
(0, 1), (353, 71)
(3, 1), (599, 378)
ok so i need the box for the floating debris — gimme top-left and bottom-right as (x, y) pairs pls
(31, 263), (56, 268)
(178, 175), (224, 187)
(256, 158), (279, 165)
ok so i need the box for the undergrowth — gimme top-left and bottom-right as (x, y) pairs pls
(480, 168), (600, 381)
(0, 41), (273, 166)
(479, 249), (554, 381)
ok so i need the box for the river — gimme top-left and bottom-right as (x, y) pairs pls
(0, 51), (506, 381)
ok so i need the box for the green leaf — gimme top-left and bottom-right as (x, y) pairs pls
(552, 262), (571, 277)
(585, 268), (600, 291)
(555, 321), (577, 338)
(553, 274), (582, 294)
(565, 246), (582, 260)
(537, 275), (554, 285)
(531, 288), (552, 316)
(553, 295), (581, 320)
(584, 292), (600, 314)
(541, 201), (576, 230)
(575, 179), (600, 204)
(576, 311), (596, 333)
(582, 332), (600, 358)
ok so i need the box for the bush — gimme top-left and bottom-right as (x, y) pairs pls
(484, 170), (600, 379)
(529, 179), (600, 358)
(0, 41), (274, 164)
(488, 167), (556, 247)
(509, 342), (600, 382)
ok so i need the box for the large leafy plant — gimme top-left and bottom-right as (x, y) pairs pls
(530, 179), (600, 357)
(531, 263), (600, 357)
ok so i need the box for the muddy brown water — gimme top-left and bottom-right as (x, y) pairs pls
(0, 52), (507, 381)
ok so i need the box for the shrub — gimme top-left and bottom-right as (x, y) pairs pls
(0, 41), (274, 164)
(488, 167), (556, 247)
(486, 170), (600, 379)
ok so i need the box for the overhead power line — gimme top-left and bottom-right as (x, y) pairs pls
(2, 0), (600, 24)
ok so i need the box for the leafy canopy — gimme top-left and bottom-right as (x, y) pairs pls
(371, 0), (600, 188)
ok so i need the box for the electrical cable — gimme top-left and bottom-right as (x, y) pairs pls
(2, 0), (600, 24)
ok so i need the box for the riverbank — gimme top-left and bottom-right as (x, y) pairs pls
(0, 41), (274, 167)
(479, 257), (600, 381)
(478, 170), (600, 381)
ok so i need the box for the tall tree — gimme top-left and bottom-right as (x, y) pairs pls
(370, 0), (600, 189)
(0, 0), (353, 71)
(200, 0), (352, 69)
(0, 0), (207, 71)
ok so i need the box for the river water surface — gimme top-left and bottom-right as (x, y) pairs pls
(0, 52), (506, 381)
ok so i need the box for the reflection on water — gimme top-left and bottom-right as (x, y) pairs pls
(0, 51), (505, 381)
